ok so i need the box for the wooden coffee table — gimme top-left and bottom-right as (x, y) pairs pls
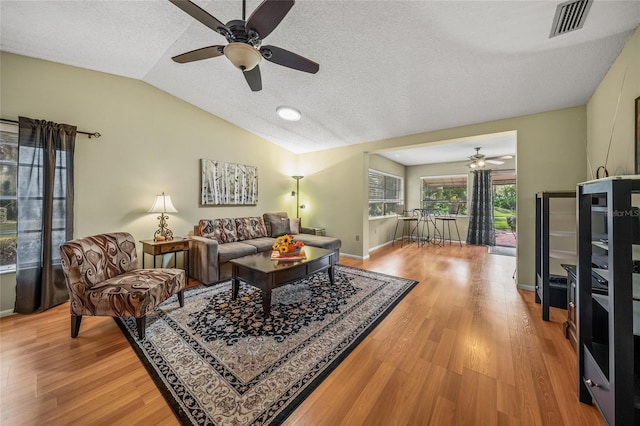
(230, 246), (335, 317)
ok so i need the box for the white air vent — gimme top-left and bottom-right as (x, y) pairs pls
(549, 0), (592, 38)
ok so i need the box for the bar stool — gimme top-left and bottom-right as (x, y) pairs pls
(393, 204), (418, 247)
(415, 207), (439, 246)
(435, 201), (462, 246)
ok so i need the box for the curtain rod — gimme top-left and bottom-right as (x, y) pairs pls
(0, 118), (101, 139)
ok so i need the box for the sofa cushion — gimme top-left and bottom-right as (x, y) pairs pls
(88, 268), (184, 317)
(263, 212), (289, 237)
(235, 217), (268, 241)
(241, 237), (277, 253)
(217, 242), (257, 263)
(294, 234), (342, 251)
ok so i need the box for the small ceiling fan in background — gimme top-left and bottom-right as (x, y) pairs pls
(168, 0), (319, 92)
(468, 147), (514, 169)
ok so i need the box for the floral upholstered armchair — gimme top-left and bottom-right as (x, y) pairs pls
(60, 232), (186, 340)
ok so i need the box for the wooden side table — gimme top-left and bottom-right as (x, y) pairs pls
(139, 238), (190, 280)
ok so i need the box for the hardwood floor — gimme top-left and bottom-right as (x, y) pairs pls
(0, 243), (604, 425)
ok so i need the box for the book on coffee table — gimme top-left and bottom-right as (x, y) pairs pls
(270, 250), (306, 261)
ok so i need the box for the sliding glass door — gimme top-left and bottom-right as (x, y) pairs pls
(493, 170), (516, 247)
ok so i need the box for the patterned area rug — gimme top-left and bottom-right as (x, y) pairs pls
(115, 265), (418, 425)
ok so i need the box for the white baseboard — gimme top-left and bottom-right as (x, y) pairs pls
(342, 236), (469, 262)
(369, 241), (393, 252)
(340, 253), (368, 260)
(517, 283), (535, 292)
(0, 309), (15, 317)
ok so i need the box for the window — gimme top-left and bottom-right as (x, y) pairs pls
(17, 126), (73, 270)
(421, 174), (468, 215)
(368, 170), (402, 217)
(0, 123), (18, 273)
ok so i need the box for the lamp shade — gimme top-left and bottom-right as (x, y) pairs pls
(224, 42), (262, 71)
(148, 193), (178, 213)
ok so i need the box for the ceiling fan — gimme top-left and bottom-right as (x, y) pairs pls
(468, 147), (514, 169)
(168, 0), (319, 92)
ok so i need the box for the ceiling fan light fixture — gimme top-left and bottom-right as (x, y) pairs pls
(477, 158), (485, 167)
(276, 106), (301, 121)
(223, 42), (262, 71)
(469, 162), (477, 169)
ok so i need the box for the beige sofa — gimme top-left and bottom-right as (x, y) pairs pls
(189, 212), (341, 285)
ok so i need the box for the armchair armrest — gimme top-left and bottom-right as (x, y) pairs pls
(189, 236), (220, 285)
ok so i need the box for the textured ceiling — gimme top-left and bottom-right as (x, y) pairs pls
(377, 131), (516, 166)
(1, 1), (638, 155)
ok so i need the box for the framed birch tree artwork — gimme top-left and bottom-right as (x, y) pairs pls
(200, 159), (258, 206)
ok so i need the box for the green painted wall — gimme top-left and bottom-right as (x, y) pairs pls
(299, 106), (588, 289)
(0, 52), (295, 313)
(587, 26), (640, 177)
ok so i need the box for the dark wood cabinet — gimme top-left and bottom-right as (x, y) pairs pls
(577, 177), (640, 425)
(562, 264), (607, 351)
(535, 191), (576, 321)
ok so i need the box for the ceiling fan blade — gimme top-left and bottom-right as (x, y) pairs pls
(243, 65), (262, 92)
(486, 159), (505, 165)
(172, 45), (225, 63)
(261, 45), (319, 74)
(168, 0), (228, 35)
(246, 0), (294, 39)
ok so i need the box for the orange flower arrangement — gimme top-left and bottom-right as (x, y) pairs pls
(272, 234), (304, 254)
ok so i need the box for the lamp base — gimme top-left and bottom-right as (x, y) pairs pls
(154, 213), (174, 241)
(153, 230), (173, 242)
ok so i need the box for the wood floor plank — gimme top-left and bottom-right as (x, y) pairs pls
(0, 243), (605, 425)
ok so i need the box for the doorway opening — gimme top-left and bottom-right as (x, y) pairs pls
(493, 170), (516, 247)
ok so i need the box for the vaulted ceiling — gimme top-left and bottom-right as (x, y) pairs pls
(1, 1), (638, 156)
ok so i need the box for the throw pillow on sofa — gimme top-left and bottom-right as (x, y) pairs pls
(219, 218), (238, 242)
(263, 212), (288, 236)
(198, 219), (225, 243)
(235, 217), (268, 240)
(289, 218), (300, 234)
(263, 212), (302, 236)
(271, 218), (291, 237)
(198, 218), (238, 243)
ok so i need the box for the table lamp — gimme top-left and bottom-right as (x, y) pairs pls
(149, 192), (177, 241)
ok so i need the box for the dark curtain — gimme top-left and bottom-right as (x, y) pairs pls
(15, 117), (76, 314)
(466, 169), (495, 246)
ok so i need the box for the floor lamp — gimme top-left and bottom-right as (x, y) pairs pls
(292, 175), (304, 218)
